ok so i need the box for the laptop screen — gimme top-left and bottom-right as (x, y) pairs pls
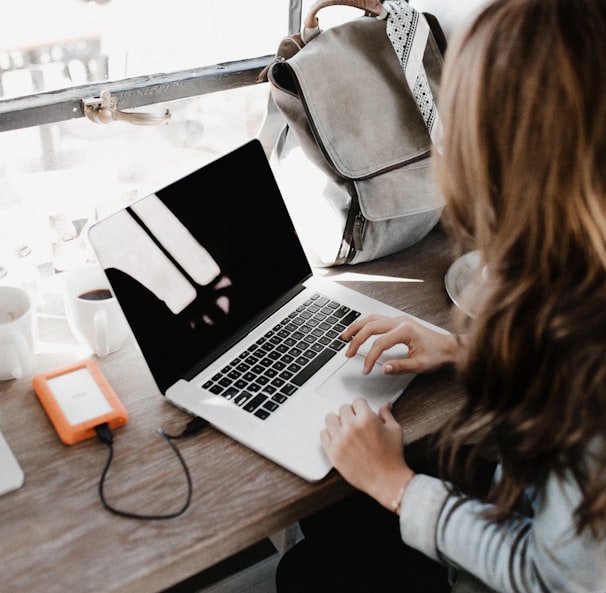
(89, 140), (312, 393)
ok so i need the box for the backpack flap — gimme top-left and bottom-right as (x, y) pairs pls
(281, 16), (431, 178)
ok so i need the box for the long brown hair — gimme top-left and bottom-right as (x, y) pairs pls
(436, 0), (606, 534)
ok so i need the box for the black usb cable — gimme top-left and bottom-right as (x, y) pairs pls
(95, 416), (208, 520)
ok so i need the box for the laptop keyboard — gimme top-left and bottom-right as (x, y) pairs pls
(202, 293), (361, 420)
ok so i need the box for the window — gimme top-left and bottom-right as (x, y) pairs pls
(0, 1), (307, 282)
(0, 0), (467, 285)
(0, 1), (293, 100)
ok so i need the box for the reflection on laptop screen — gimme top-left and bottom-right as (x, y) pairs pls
(90, 140), (312, 392)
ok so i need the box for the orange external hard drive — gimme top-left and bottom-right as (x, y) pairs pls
(33, 360), (128, 445)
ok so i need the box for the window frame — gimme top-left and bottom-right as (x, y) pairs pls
(0, 0), (303, 133)
(0, 56), (272, 132)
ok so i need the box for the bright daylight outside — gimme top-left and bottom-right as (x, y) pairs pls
(0, 0), (294, 289)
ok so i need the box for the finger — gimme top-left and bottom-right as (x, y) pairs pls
(360, 332), (405, 374)
(381, 338), (435, 373)
(343, 316), (392, 357)
(382, 358), (421, 375)
(351, 399), (378, 423)
(345, 333), (365, 358)
(338, 403), (357, 423)
(349, 326), (396, 367)
(369, 322), (415, 355)
(363, 323), (416, 373)
(361, 341), (386, 374)
(343, 323), (376, 358)
(320, 428), (331, 450)
(340, 315), (381, 340)
(351, 398), (372, 416)
(378, 401), (393, 422)
(379, 402), (399, 424)
(364, 324), (410, 372)
(324, 412), (341, 433)
(340, 318), (364, 341)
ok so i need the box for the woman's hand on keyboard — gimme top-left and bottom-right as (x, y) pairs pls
(341, 314), (463, 375)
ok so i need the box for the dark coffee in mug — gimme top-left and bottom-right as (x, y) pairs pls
(78, 289), (112, 301)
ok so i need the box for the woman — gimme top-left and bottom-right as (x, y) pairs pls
(276, 0), (606, 591)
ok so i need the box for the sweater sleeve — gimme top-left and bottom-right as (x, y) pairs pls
(399, 471), (606, 593)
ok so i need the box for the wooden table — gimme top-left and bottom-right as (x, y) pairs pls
(0, 226), (465, 593)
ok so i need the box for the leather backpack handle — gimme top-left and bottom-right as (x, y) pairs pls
(256, 0), (387, 81)
(303, 0), (385, 29)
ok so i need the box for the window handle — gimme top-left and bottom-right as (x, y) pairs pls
(82, 90), (171, 125)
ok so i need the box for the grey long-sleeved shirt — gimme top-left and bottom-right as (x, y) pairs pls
(399, 458), (606, 593)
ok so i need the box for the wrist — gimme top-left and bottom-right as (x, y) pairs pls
(375, 469), (415, 515)
(442, 333), (465, 366)
(390, 483), (408, 515)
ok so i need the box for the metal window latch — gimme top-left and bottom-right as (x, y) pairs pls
(81, 90), (171, 125)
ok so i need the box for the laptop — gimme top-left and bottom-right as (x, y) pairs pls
(88, 139), (446, 482)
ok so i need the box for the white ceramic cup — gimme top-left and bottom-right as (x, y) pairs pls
(0, 286), (35, 380)
(63, 264), (130, 357)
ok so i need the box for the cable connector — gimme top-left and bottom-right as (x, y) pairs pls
(181, 417), (209, 437)
(95, 423), (113, 446)
(160, 416), (209, 440)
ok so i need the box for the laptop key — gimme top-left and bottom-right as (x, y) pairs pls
(244, 394), (267, 413)
(234, 392), (253, 406)
(263, 401), (279, 412)
(224, 387), (239, 400)
(281, 384), (298, 396)
(341, 310), (361, 326)
(330, 340), (347, 351)
(287, 362), (302, 374)
(291, 348), (337, 387)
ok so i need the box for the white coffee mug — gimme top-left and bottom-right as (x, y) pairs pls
(0, 286), (35, 380)
(63, 264), (130, 357)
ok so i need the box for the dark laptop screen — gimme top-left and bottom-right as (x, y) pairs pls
(90, 140), (312, 393)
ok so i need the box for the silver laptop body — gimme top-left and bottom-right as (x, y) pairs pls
(89, 140), (443, 481)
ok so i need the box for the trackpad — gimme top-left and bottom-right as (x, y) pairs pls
(317, 355), (414, 408)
